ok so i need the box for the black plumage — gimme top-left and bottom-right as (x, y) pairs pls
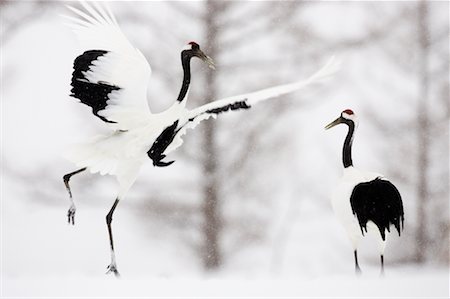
(205, 100), (251, 114)
(147, 121), (179, 167)
(350, 177), (404, 241)
(70, 50), (120, 123)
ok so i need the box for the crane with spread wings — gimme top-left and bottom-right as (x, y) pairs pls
(62, 2), (339, 276)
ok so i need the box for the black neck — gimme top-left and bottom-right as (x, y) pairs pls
(176, 52), (192, 102)
(343, 120), (355, 168)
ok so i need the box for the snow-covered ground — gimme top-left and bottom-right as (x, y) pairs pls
(2, 197), (448, 298)
(1, 2), (448, 298)
(2, 181), (448, 298)
(4, 273), (448, 298)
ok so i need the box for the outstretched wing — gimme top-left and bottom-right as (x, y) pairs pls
(350, 177), (405, 241)
(188, 56), (339, 120)
(164, 56), (340, 154)
(64, 2), (152, 129)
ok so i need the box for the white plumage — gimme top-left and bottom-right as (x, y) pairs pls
(62, 2), (339, 276)
(331, 167), (386, 250)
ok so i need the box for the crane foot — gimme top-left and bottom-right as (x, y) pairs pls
(106, 263), (120, 277)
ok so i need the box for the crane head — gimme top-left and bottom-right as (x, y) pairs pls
(182, 41), (216, 70)
(325, 109), (358, 130)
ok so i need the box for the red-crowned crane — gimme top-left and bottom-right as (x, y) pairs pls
(325, 109), (404, 275)
(62, 2), (339, 276)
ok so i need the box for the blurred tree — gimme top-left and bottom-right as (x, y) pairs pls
(387, 1), (448, 264)
(168, 1), (330, 270)
(200, 0), (222, 269)
(415, 0), (431, 264)
(356, 1), (448, 264)
(196, 1), (305, 270)
(284, 1), (448, 266)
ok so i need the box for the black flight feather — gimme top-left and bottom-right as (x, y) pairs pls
(205, 100), (251, 115)
(350, 177), (404, 241)
(70, 50), (120, 123)
(147, 121), (179, 167)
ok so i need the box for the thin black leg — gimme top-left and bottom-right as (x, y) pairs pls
(63, 167), (86, 225)
(106, 198), (120, 277)
(354, 250), (362, 275)
(380, 254), (385, 276)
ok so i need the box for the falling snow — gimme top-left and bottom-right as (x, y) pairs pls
(1, 1), (448, 298)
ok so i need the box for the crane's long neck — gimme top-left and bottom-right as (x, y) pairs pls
(176, 54), (191, 102)
(343, 121), (355, 168)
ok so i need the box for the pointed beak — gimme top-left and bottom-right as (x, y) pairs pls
(195, 50), (216, 70)
(325, 117), (343, 130)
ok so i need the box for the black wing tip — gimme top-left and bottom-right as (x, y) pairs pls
(205, 100), (251, 115)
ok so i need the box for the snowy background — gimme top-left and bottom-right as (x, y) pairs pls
(1, 0), (449, 298)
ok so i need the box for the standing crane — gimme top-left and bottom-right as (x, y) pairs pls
(62, 2), (339, 276)
(325, 109), (404, 275)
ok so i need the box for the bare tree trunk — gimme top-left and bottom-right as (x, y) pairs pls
(201, 0), (221, 270)
(415, 0), (430, 263)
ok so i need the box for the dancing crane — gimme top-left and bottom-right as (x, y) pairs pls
(325, 109), (404, 275)
(62, 2), (339, 276)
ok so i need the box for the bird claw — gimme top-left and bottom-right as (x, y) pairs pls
(106, 263), (120, 277)
(67, 205), (76, 225)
